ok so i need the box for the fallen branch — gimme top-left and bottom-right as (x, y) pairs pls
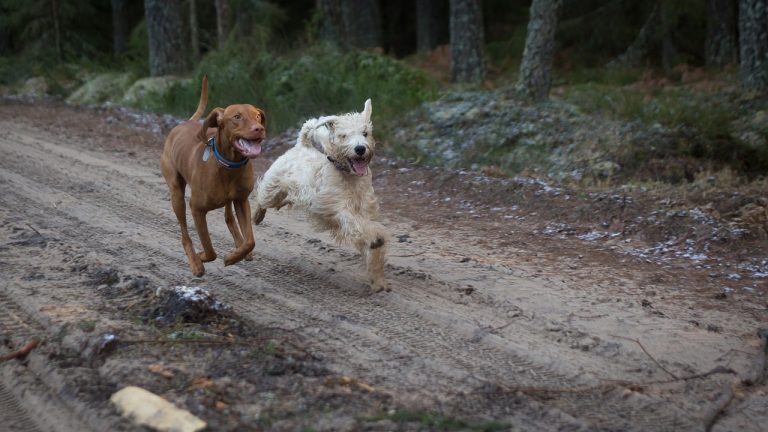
(702, 383), (734, 432)
(391, 251), (426, 258)
(480, 366), (735, 397)
(610, 334), (679, 379)
(1, 339), (40, 361)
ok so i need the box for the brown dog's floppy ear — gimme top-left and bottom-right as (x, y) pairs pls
(257, 108), (267, 129)
(198, 108), (224, 142)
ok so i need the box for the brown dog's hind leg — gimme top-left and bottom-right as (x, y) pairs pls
(225, 199), (255, 266)
(163, 170), (205, 276)
(225, 202), (253, 261)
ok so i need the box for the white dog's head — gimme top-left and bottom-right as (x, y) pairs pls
(310, 99), (376, 176)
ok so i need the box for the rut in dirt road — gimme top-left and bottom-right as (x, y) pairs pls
(1, 114), (765, 431)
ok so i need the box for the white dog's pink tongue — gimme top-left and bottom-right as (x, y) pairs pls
(351, 160), (368, 176)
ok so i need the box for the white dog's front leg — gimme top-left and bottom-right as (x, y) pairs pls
(335, 211), (389, 292)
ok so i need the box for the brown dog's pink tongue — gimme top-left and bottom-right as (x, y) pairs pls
(351, 160), (368, 176)
(238, 139), (262, 158)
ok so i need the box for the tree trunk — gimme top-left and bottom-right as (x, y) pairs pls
(317, 0), (345, 46)
(416, 0), (449, 53)
(111, 0), (129, 56)
(517, 0), (561, 100)
(189, 0), (200, 61)
(214, 0), (231, 49)
(449, 0), (486, 83)
(740, 0), (768, 91)
(51, 0), (62, 59)
(706, 0), (738, 66)
(144, 0), (187, 76)
(606, 2), (661, 68)
(341, 0), (383, 49)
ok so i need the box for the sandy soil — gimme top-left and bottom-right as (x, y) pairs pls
(0, 99), (766, 431)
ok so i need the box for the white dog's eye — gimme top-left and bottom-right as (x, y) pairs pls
(339, 134), (346, 139)
(362, 131), (368, 137)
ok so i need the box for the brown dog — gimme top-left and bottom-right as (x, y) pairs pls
(160, 76), (266, 276)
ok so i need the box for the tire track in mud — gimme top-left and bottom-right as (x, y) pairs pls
(0, 291), (45, 432)
(0, 134), (699, 430)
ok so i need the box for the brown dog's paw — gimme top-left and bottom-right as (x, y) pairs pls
(197, 251), (217, 263)
(370, 237), (385, 250)
(244, 252), (254, 261)
(190, 264), (205, 277)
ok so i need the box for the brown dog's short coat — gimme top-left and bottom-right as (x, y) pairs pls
(160, 76), (266, 276)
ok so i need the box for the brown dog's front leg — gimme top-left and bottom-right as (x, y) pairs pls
(225, 203), (252, 261)
(191, 209), (217, 263)
(224, 199), (255, 266)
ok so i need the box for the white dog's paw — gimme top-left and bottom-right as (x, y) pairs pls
(370, 237), (385, 250)
(370, 279), (389, 293)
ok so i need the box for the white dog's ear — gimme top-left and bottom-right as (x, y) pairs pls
(363, 99), (372, 122)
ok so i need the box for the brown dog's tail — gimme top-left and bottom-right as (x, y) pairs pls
(189, 75), (209, 121)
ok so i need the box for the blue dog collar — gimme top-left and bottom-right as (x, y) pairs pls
(204, 136), (249, 169)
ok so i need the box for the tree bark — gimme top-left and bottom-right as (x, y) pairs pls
(517, 0), (561, 100)
(416, 0), (449, 53)
(606, 2), (661, 68)
(51, 0), (62, 60)
(706, 0), (738, 66)
(215, 0), (231, 49)
(111, 0), (129, 56)
(341, 0), (383, 49)
(449, 0), (486, 83)
(144, 0), (187, 77)
(317, 0), (345, 46)
(189, 0), (200, 61)
(739, 0), (768, 91)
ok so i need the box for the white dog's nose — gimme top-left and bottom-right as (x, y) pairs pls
(354, 145), (366, 156)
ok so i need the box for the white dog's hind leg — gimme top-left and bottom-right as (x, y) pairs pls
(334, 211), (389, 292)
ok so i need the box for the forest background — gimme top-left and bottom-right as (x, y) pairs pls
(1, 0), (767, 182)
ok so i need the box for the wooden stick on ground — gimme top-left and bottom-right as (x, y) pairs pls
(1, 339), (40, 361)
(610, 334), (679, 379)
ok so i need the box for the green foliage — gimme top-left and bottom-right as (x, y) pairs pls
(362, 409), (509, 432)
(147, 44), (437, 139)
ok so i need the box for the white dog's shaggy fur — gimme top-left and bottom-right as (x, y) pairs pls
(253, 99), (389, 292)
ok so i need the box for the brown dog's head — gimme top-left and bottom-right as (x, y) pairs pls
(199, 104), (267, 159)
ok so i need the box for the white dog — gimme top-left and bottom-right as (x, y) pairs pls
(253, 99), (389, 292)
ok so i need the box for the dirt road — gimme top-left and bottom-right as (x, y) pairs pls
(0, 100), (766, 431)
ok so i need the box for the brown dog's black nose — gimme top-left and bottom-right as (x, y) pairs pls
(354, 145), (366, 156)
(251, 125), (264, 133)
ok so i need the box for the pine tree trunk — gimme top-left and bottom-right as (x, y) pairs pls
(606, 2), (661, 68)
(317, 0), (345, 47)
(144, 0), (187, 76)
(416, 0), (449, 53)
(341, 0), (383, 49)
(111, 0), (128, 56)
(706, 0), (738, 66)
(215, 0), (231, 49)
(517, 0), (561, 100)
(189, 0), (200, 61)
(51, 0), (62, 59)
(449, 0), (486, 83)
(739, 0), (768, 90)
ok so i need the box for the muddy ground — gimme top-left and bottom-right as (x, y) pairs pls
(0, 98), (766, 431)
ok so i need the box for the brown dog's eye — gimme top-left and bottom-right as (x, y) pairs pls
(234, 113), (242, 120)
